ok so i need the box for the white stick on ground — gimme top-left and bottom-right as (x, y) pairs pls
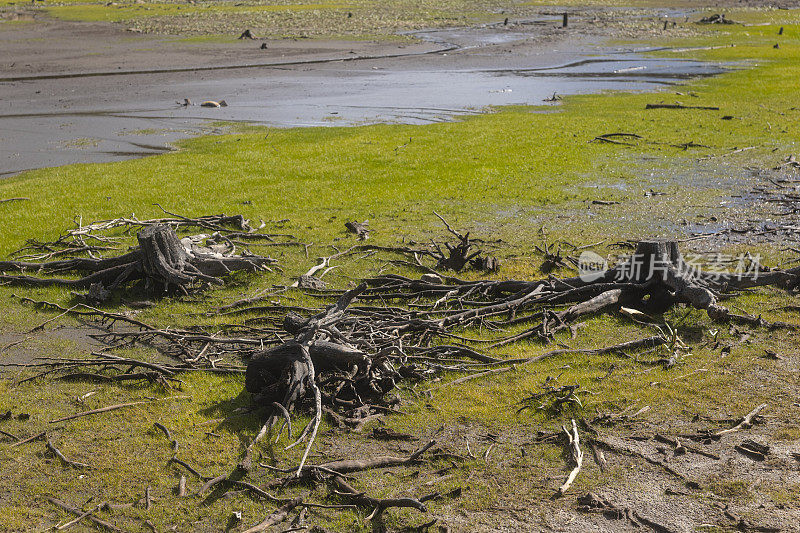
(557, 419), (583, 496)
(715, 403), (768, 437)
(295, 344), (322, 476)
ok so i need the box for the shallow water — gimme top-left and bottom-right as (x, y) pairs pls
(0, 23), (728, 176)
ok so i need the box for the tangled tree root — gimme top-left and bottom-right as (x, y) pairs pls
(10, 231), (800, 528)
(0, 224), (274, 297)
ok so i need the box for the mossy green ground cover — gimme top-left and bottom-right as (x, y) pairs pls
(1, 8), (800, 531)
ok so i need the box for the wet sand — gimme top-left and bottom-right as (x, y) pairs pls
(0, 12), (726, 175)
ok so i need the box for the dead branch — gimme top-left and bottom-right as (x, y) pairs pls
(556, 419), (583, 496)
(241, 497), (303, 533)
(49, 396), (190, 423)
(46, 436), (93, 469)
(645, 103), (720, 110)
(54, 502), (105, 531)
(154, 422), (178, 456)
(0, 428), (19, 441)
(11, 431), (46, 447)
(715, 404), (768, 437)
(47, 498), (123, 533)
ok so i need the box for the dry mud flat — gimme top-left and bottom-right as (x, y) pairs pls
(0, 9), (725, 175)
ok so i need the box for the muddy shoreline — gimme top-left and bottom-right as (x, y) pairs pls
(0, 9), (725, 176)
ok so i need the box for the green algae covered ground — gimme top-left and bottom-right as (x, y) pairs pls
(2, 6), (800, 532)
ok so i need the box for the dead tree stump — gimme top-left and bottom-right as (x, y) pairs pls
(615, 240), (728, 319)
(138, 224), (197, 290)
(246, 284), (398, 418)
(245, 342), (312, 410)
(0, 224), (274, 296)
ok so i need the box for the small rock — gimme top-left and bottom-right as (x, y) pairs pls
(297, 275), (326, 290)
(344, 220), (369, 240)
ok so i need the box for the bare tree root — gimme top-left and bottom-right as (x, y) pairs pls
(301, 440), (436, 477)
(12, 231), (800, 530)
(430, 211), (499, 272)
(1, 224), (275, 299)
(331, 475), (427, 520)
